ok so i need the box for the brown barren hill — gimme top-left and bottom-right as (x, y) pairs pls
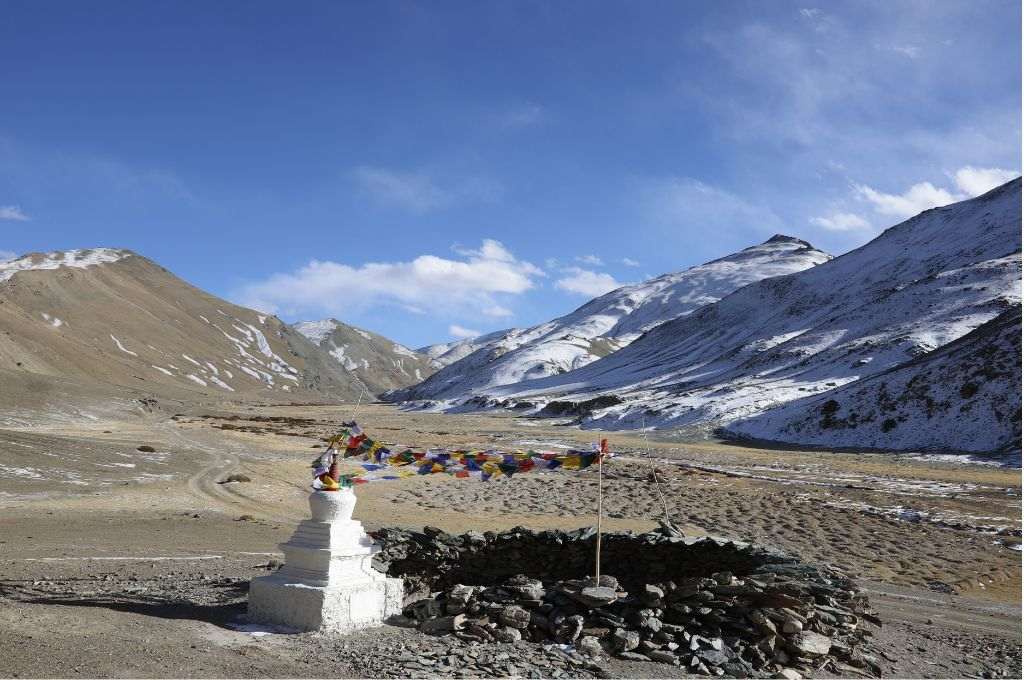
(0, 248), (361, 410)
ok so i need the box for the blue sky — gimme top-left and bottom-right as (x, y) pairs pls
(1, 1), (1020, 348)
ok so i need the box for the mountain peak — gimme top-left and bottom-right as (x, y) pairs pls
(763, 234), (813, 248)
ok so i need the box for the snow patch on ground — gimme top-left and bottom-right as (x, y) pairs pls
(40, 312), (63, 328)
(294, 319), (339, 344)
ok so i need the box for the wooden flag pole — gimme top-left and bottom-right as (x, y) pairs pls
(594, 438), (607, 585)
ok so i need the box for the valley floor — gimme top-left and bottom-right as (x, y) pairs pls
(0, 404), (1020, 678)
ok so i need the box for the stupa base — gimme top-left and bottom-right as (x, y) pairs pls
(248, 573), (403, 633)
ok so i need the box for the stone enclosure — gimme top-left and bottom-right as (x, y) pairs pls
(371, 523), (881, 678)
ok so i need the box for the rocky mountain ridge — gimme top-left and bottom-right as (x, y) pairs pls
(294, 318), (436, 394)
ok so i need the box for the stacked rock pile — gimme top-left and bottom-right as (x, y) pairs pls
(372, 525), (881, 678)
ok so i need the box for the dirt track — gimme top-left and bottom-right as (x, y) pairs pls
(0, 404), (1020, 678)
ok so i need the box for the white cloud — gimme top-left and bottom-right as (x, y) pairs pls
(0, 250), (15, 262)
(621, 257), (641, 267)
(237, 239), (543, 319)
(854, 181), (959, 219)
(482, 304), (513, 318)
(555, 267), (622, 297)
(351, 166), (501, 214)
(952, 166), (1020, 197)
(544, 257), (560, 270)
(575, 254), (603, 266)
(855, 166), (1019, 220)
(0, 205), (29, 221)
(809, 212), (872, 232)
(449, 324), (481, 339)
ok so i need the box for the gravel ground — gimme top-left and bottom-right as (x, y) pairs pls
(0, 403), (1020, 678)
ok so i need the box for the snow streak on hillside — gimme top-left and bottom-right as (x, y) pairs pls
(392, 236), (831, 403)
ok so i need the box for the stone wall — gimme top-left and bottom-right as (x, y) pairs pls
(370, 524), (881, 677)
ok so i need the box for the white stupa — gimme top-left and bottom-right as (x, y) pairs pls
(248, 488), (403, 633)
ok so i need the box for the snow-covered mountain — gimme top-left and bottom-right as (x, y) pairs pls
(726, 307), (1021, 454)
(294, 319), (436, 394)
(390, 235), (831, 403)
(0, 248), (364, 404)
(478, 178), (1021, 453)
(418, 329), (516, 369)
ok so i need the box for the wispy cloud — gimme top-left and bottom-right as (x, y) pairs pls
(0, 250), (16, 262)
(575, 254), (603, 266)
(621, 257), (641, 267)
(497, 103), (545, 128)
(888, 44), (921, 59)
(449, 324), (481, 339)
(237, 239), (542, 320)
(951, 166), (1020, 196)
(854, 182), (959, 219)
(809, 212), (872, 232)
(641, 176), (783, 239)
(351, 166), (502, 214)
(0, 205), (30, 221)
(554, 267), (622, 297)
(482, 304), (513, 318)
(797, 7), (834, 32)
(854, 165), (1019, 219)
(352, 166), (447, 214)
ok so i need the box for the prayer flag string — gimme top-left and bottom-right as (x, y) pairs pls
(312, 422), (610, 488)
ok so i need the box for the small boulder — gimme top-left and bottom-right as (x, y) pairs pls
(773, 669), (802, 680)
(641, 584), (665, 607)
(419, 614), (466, 635)
(573, 586), (619, 608)
(789, 630), (832, 657)
(577, 636), (603, 658)
(612, 628), (640, 653)
(646, 649), (678, 664)
(555, 614), (584, 643)
(494, 626), (522, 643)
(498, 605), (531, 629)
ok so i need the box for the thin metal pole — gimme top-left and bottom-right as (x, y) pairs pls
(595, 445), (603, 585)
